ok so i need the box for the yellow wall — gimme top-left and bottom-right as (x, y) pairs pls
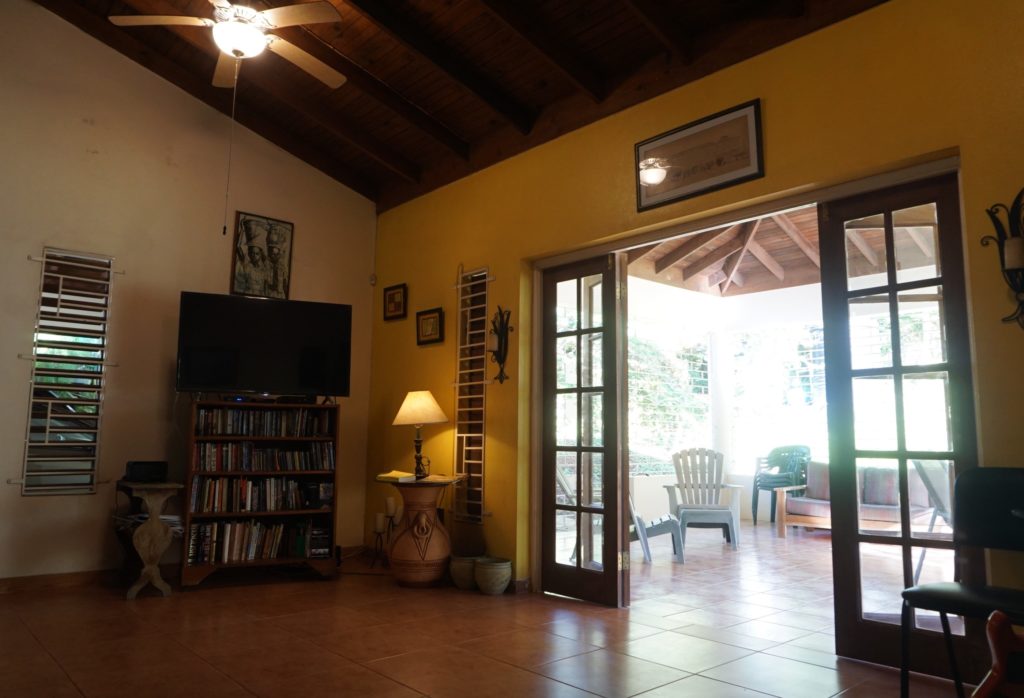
(371, 0), (1024, 582)
(0, 2), (376, 578)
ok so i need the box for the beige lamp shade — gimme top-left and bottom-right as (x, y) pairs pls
(392, 390), (448, 426)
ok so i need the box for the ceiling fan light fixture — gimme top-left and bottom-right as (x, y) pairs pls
(212, 20), (267, 58)
(638, 157), (669, 186)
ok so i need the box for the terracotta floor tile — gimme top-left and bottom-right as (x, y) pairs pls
(241, 660), (422, 697)
(783, 633), (836, 653)
(724, 620), (815, 643)
(704, 601), (779, 620)
(399, 607), (532, 645)
(458, 627), (601, 668)
(702, 653), (865, 698)
(310, 622), (435, 663)
(665, 608), (749, 628)
(617, 631), (753, 673)
(541, 614), (665, 647)
(758, 611), (833, 632)
(367, 645), (594, 697)
(0, 669), (83, 697)
(68, 658), (250, 698)
(672, 624), (782, 651)
(633, 674), (775, 697)
(534, 647), (689, 698)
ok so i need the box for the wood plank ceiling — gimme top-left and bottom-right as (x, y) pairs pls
(628, 202), (939, 297)
(36, 0), (888, 210)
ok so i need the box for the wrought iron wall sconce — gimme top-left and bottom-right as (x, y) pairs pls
(487, 306), (513, 384)
(983, 187), (1024, 328)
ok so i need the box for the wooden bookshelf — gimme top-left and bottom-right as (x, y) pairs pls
(181, 399), (339, 587)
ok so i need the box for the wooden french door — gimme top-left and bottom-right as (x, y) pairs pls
(541, 254), (627, 606)
(819, 174), (979, 675)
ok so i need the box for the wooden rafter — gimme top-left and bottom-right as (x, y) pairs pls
(627, 243), (661, 265)
(771, 213), (820, 267)
(846, 229), (880, 267)
(620, 0), (694, 60)
(747, 240), (785, 280)
(654, 225), (738, 275)
(681, 237), (745, 280)
(32, 0), (376, 199)
(476, 0), (607, 102)
(905, 227), (935, 258)
(721, 220), (761, 294)
(342, 0), (537, 134)
(122, 0), (420, 182)
(255, 5), (471, 159)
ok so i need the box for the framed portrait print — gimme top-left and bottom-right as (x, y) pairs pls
(230, 211), (293, 299)
(383, 283), (408, 321)
(416, 307), (444, 345)
(635, 99), (764, 211)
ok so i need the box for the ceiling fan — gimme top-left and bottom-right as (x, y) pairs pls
(109, 0), (347, 89)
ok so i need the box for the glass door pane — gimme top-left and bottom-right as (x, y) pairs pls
(820, 174), (976, 675)
(542, 255), (624, 606)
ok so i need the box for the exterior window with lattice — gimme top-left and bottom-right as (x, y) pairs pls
(20, 248), (114, 495)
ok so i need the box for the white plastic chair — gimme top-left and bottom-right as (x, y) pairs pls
(663, 448), (741, 561)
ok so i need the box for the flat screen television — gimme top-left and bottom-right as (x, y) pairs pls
(175, 292), (351, 397)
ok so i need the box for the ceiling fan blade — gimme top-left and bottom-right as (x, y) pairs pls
(212, 52), (239, 88)
(110, 15), (213, 27)
(207, 0), (232, 9)
(266, 36), (346, 89)
(258, 1), (341, 29)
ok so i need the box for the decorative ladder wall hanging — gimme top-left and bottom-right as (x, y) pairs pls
(453, 266), (491, 523)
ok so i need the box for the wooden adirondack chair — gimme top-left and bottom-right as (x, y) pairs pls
(664, 448), (741, 562)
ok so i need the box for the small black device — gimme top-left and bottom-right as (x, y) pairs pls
(124, 461), (168, 483)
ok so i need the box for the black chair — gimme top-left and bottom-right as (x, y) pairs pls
(900, 467), (1024, 697)
(751, 445), (811, 524)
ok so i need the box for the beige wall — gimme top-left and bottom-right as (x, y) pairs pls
(371, 0), (1024, 583)
(0, 2), (375, 579)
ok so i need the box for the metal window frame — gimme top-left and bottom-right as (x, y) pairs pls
(20, 247), (115, 496)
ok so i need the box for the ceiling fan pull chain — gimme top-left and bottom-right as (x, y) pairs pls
(221, 58), (241, 237)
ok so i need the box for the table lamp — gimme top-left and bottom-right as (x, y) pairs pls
(392, 390), (448, 479)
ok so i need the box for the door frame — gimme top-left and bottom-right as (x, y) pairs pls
(527, 155), (964, 605)
(536, 253), (629, 606)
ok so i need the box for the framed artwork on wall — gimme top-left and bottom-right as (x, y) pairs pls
(230, 211), (293, 299)
(635, 99), (764, 212)
(416, 307), (444, 345)
(383, 283), (408, 320)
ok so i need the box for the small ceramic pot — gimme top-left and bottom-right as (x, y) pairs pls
(474, 557), (512, 595)
(449, 555), (480, 590)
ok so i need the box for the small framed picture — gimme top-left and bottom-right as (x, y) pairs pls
(416, 307), (444, 345)
(230, 211), (293, 299)
(383, 283), (408, 321)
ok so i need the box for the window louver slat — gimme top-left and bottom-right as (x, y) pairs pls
(21, 248), (113, 496)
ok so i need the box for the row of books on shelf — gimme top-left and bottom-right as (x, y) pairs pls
(186, 519), (332, 565)
(191, 477), (333, 513)
(193, 442), (335, 472)
(194, 407), (334, 438)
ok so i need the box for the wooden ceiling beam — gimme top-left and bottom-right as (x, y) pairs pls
(342, 0), (536, 134)
(846, 229), (880, 267)
(620, 0), (695, 61)
(747, 240), (785, 280)
(721, 220), (760, 294)
(252, 2), (470, 160)
(31, 0), (377, 199)
(905, 227), (936, 258)
(772, 213), (820, 267)
(121, 0), (420, 183)
(681, 237), (745, 280)
(627, 243), (661, 265)
(654, 224), (738, 274)
(476, 0), (607, 102)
